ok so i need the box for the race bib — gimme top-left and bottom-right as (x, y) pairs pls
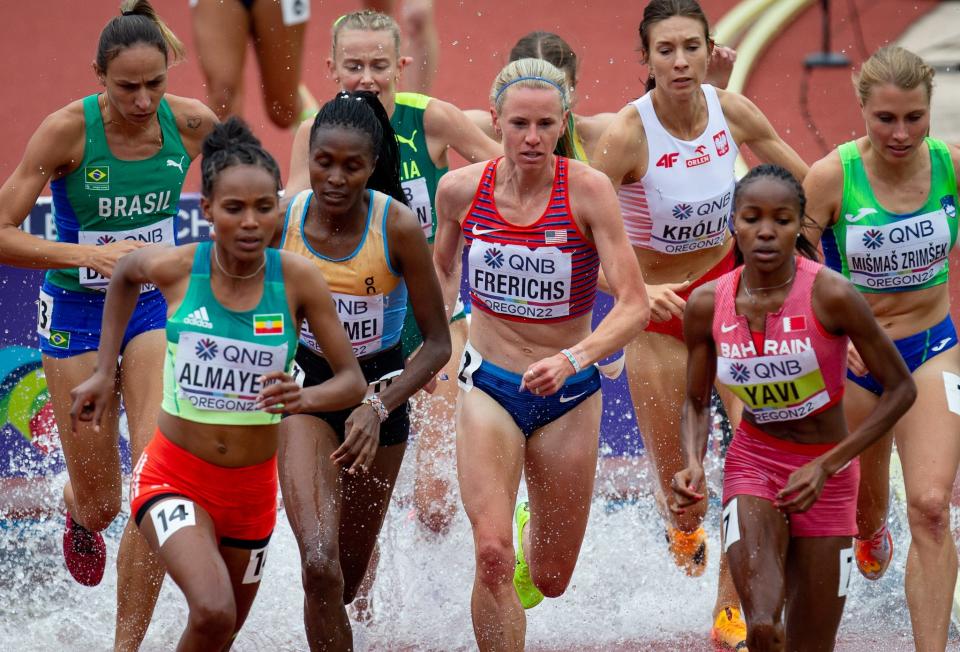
(280, 0), (310, 26)
(77, 218), (175, 291)
(647, 186), (732, 254)
(402, 177), (432, 238)
(174, 331), (287, 412)
(845, 209), (951, 291)
(301, 292), (385, 357)
(469, 241), (572, 320)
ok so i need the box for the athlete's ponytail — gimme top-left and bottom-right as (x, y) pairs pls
(309, 91), (407, 206)
(201, 117), (282, 199)
(731, 164), (819, 265)
(96, 0), (185, 72)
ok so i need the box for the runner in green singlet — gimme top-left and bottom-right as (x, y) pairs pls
(0, 3), (217, 649)
(804, 46), (960, 650)
(287, 10), (500, 539)
(70, 116), (364, 651)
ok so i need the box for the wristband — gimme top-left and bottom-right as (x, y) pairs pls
(560, 348), (582, 374)
(363, 394), (390, 423)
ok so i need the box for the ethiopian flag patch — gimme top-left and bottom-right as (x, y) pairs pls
(253, 313), (284, 336)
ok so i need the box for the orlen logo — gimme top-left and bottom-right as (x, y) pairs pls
(862, 229), (884, 250)
(656, 152), (679, 169)
(686, 144), (711, 168)
(672, 203), (693, 220)
(713, 130), (730, 156)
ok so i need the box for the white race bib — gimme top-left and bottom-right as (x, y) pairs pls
(301, 292), (385, 357)
(402, 177), (432, 238)
(77, 218), (175, 291)
(468, 241), (572, 320)
(174, 331), (287, 412)
(645, 186), (733, 254)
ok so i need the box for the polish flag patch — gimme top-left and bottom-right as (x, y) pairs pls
(783, 316), (807, 333)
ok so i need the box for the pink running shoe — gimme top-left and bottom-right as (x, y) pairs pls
(855, 525), (893, 581)
(62, 513), (106, 587)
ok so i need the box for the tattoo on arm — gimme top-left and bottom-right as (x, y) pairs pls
(186, 117), (201, 130)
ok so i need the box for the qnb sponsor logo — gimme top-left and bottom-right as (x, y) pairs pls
(862, 229), (884, 250)
(96, 234), (116, 245)
(194, 338), (218, 361)
(730, 362), (750, 383)
(183, 307), (213, 329)
(672, 203), (693, 220)
(483, 248), (504, 269)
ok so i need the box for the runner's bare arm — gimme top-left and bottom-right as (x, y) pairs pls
(722, 91), (808, 182)
(801, 151), (843, 248)
(166, 94), (219, 160)
(285, 120), (313, 199)
(433, 166), (475, 320)
(424, 98), (501, 165)
(672, 284), (718, 511)
(591, 105), (646, 190)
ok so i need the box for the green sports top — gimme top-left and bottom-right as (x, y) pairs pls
(822, 138), (959, 293)
(392, 92), (447, 244)
(47, 94), (189, 293)
(162, 242), (298, 425)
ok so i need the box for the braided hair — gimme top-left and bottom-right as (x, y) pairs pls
(200, 117), (281, 198)
(732, 164), (819, 264)
(309, 91), (407, 205)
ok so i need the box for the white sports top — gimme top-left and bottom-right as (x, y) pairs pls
(618, 84), (739, 254)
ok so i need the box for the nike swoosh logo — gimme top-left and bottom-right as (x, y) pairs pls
(472, 225), (502, 236)
(720, 323), (738, 333)
(558, 391), (588, 404)
(845, 207), (878, 223)
(931, 337), (952, 352)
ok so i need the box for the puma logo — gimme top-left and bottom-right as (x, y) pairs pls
(166, 156), (185, 174)
(395, 130), (418, 153)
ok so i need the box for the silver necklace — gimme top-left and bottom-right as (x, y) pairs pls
(213, 246), (266, 280)
(743, 263), (795, 301)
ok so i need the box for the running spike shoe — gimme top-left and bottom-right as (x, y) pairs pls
(513, 501), (544, 609)
(855, 525), (893, 581)
(710, 606), (748, 651)
(665, 525), (708, 577)
(63, 512), (106, 587)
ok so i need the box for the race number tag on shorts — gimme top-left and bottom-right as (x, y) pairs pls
(175, 332), (287, 412)
(77, 218), (175, 291)
(942, 371), (960, 416)
(36, 290), (53, 339)
(243, 545), (270, 584)
(150, 499), (196, 548)
(721, 497), (741, 553)
(290, 361), (306, 387)
(402, 177), (433, 238)
(838, 546), (854, 597)
(280, 0), (310, 26)
(457, 342), (483, 391)
(365, 369), (403, 399)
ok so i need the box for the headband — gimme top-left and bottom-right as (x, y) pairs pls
(494, 76), (567, 107)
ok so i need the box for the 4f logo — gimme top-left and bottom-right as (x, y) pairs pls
(656, 152), (679, 169)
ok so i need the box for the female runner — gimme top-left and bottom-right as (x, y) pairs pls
(803, 46), (960, 650)
(277, 91), (450, 649)
(70, 117), (365, 651)
(433, 57), (647, 650)
(287, 9), (500, 535)
(673, 164), (915, 651)
(591, 1), (807, 646)
(0, 2), (217, 648)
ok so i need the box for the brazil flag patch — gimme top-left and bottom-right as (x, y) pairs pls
(49, 329), (71, 349)
(84, 166), (110, 191)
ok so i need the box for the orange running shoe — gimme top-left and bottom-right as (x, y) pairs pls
(665, 525), (708, 577)
(711, 606), (748, 651)
(855, 525), (893, 581)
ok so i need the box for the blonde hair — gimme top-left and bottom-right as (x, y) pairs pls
(489, 58), (570, 114)
(331, 10), (401, 57)
(854, 46), (934, 104)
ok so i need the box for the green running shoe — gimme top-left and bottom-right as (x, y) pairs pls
(513, 501), (544, 609)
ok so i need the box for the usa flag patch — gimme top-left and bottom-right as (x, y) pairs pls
(544, 229), (567, 244)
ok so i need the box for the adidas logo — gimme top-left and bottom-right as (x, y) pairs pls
(183, 306), (213, 329)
